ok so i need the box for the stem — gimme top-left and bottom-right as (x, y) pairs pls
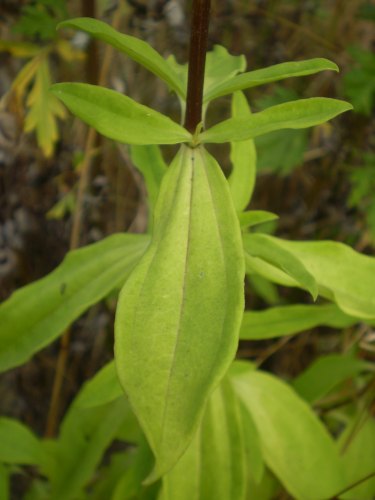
(184, 0), (211, 134)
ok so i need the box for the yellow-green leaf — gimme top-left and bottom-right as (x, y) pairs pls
(24, 57), (66, 156)
(115, 145), (245, 480)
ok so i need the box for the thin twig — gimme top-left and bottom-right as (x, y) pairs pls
(330, 470), (375, 499)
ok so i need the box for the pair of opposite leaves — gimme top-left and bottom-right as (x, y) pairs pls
(115, 144), (244, 481)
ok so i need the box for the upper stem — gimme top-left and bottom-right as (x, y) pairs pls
(184, 0), (211, 134)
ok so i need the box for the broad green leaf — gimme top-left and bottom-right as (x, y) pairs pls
(159, 380), (253, 500)
(229, 92), (257, 211)
(25, 57), (66, 157)
(58, 18), (185, 98)
(0, 233), (147, 372)
(50, 83), (190, 145)
(200, 98), (352, 144)
(245, 233), (318, 299)
(338, 414), (375, 499)
(49, 398), (129, 500)
(75, 361), (122, 408)
(204, 58), (339, 102)
(130, 144), (167, 223)
(0, 417), (48, 469)
(240, 303), (356, 340)
(232, 367), (345, 499)
(293, 354), (369, 404)
(115, 145), (245, 479)
(243, 234), (375, 319)
(239, 210), (278, 230)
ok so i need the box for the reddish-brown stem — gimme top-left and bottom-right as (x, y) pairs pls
(184, 0), (211, 134)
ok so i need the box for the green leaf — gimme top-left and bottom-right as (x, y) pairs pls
(166, 44), (246, 108)
(58, 18), (185, 98)
(245, 233), (318, 299)
(24, 57), (66, 157)
(232, 366), (345, 500)
(50, 83), (190, 145)
(247, 467), (280, 500)
(203, 45), (246, 100)
(0, 465), (9, 500)
(115, 145), (245, 480)
(239, 399), (264, 485)
(23, 479), (50, 500)
(75, 361), (123, 408)
(243, 234), (375, 319)
(292, 354), (369, 404)
(0, 417), (48, 468)
(200, 98), (352, 144)
(130, 144), (167, 223)
(88, 451), (134, 500)
(338, 414), (375, 499)
(204, 58), (339, 102)
(112, 439), (158, 500)
(49, 398), (129, 500)
(159, 379), (256, 500)
(239, 210), (278, 229)
(240, 303), (356, 340)
(229, 92), (257, 211)
(0, 233), (147, 372)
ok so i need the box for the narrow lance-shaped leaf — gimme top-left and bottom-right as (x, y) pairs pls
(50, 83), (191, 145)
(74, 360), (123, 409)
(0, 234), (148, 372)
(292, 354), (370, 404)
(49, 398), (130, 500)
(245, 233), (318, 299)
(204, 58), (339, 102)
(229, 91), (257, 211)
(200, 98), (352, 144)
(115, 145), (245, 480)
(243, 234), (375, 320)
(240, 303), (357, 340)
(238, 210), (278, 229)
(58, 18), (185, 98)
